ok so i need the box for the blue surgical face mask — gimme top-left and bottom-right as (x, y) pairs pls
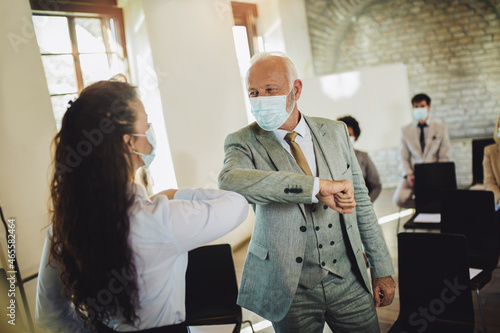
(497, 128), (500, 139)
(132, 123), (156, 168)
(250, 88), (294, 131)
(349, 136), (356, 146)
(413, 107), (428, 121)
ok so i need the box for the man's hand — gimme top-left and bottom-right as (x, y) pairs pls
(372, 276), (396, 307)
(406, 174), (415, 188)
(316, 180), (356, 214)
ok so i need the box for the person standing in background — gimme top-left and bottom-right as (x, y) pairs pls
(393, 93), (450, 208)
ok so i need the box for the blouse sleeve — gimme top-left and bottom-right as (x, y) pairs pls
(163, 188), (249, 253)
(36, 226), (90, 333)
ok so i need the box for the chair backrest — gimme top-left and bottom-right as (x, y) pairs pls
(397, 233), (474, 328)
(472, 137), (495, 185)
(414, 162), (457, 213)
(441, 189), (498, 267)
(184, 244), (241, 325)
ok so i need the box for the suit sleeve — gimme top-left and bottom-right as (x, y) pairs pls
(343, 125), (395, 279)
(218, 132), (315, 205)
(483, 146), (500, 204)
(437, 124), (451, 161)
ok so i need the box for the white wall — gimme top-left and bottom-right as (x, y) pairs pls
(0, 0), (55, 277)
(300, 63), (413, 151)
(251, 0), (314, 78)
(142, 0), (248, 189)
(119, 0), (178, 192)
(136, 0), (255, 247)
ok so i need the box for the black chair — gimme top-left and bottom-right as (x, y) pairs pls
(440, 189), (499, 333)
(185, 244), (253, 333)
(389, 233), (474, 333)
(403, 162), (457, 231)
(470, 137), (495, 187)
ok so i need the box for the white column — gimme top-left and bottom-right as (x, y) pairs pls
(0, 1), (55, 275)
(142, 0), (248, 188)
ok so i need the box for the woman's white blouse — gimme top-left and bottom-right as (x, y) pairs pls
(36, 184), (249, 332)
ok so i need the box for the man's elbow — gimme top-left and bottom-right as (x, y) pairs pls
(218, 168), (238, 191)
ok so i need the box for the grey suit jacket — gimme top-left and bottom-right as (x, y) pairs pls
(218, 115), (394, 322)
(483, 143), (500, 204)
(354, 149), (382, 202)
(399, 119), (450, 176)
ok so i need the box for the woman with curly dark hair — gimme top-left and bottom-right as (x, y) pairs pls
(35, 80), (248, 332)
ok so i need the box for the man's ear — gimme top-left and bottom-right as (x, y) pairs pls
(123, 134), (134, 153)
(293, 79), (303, 101)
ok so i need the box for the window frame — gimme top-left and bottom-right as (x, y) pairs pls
(31, 1), (129, 93)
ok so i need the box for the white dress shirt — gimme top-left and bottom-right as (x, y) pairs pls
(273, 114), (320, 202)
(36, 184), (248, 332)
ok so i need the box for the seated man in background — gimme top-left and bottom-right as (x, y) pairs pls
(393, 93), (450, 208)
(338, 115), (382, 202)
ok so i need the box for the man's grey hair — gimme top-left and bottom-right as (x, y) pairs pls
(247, 52), (298, 89)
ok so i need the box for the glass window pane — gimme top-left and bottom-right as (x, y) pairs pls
(75, 18), (106, 53)
(51, 94), (78, 130)
(109, 53), (128, 78)
(32, 16), (72, 54)
(80, 54), (111, 86)
(106, 19), (124, 56)
(41, 55), (78, 95)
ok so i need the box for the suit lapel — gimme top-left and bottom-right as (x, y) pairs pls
(253, 124), (307, 217)
(423, 122), (436, 159)
(254, 126), (297, 173)
(305, 116), (342, 181)
(411, 124), (424, 159)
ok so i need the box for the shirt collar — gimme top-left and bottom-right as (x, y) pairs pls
(273, 113), (308, 141)
(415, 118), (431, 127)
(128, 182), (151, 202)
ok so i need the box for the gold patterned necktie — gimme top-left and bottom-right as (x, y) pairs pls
(284, 132), (313, 176)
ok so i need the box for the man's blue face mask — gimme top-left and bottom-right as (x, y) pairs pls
(249, 88), (294, 131)
(413, 107), (428, 121)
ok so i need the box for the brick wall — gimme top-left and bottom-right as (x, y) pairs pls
(305, 0), (500, 188)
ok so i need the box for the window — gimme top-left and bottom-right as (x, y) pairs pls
(31, 1), (128, 128)
(231, 2), (261, 123)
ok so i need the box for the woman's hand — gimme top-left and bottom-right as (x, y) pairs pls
(151, 189), (178, 200)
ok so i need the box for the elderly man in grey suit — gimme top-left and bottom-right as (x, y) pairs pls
(393, 93), (451, 208)
(218, 52), (395, 333)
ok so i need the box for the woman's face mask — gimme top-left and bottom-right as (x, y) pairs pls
(132, 123), (156, 168)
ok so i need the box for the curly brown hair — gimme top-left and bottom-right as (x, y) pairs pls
(50, 80), (141, 329)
